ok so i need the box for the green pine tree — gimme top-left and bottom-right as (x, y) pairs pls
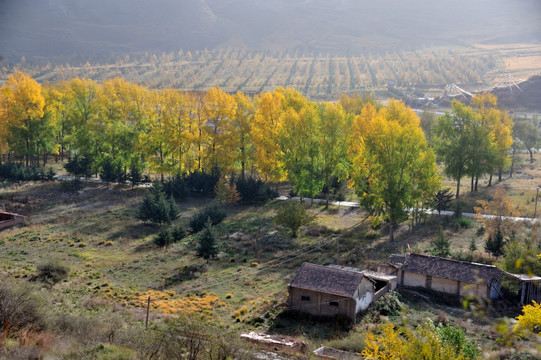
(197, 218), (218, 261)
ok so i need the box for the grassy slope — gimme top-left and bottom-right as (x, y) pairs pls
(0, 152), (540, 356)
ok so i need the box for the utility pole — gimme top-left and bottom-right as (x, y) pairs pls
(145, 296), (151, 330)
(534, 187), (540, 219)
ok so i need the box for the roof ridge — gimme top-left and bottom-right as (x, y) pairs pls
(407, 253), (498, 269)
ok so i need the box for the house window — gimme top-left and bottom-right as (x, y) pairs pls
(301, 296), (310, 301)
(329, 301), (339, 307)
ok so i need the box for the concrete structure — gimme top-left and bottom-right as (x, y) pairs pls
(0, 211), (24, 230)
(379, 253), (503, 301)
(313, 346), (364, 360)
(289, 263), (394, 323)
(240, 332), (308, 354)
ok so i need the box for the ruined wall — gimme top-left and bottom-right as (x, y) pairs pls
(289, 287), (354, 320)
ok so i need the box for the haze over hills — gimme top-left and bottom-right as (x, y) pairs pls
(0, 0), (540, 63)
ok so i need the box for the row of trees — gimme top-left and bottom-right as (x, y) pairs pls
(2, 71), (523, 241)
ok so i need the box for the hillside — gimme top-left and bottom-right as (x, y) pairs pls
(0, 0), (539, 63)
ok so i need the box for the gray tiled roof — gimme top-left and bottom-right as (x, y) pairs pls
(289, 263), (365, 298)
(402, 253), (502, 285)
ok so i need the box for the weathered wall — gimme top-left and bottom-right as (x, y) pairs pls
(355, 278), (375, 312)
(431, 277), (458, 294)
(460, 282), (488, 299)
(289, 287), (354, 320)
(402, 271), (426, 288)
(0, 213), (24, 230)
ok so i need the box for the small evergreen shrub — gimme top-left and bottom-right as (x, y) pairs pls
(453, 216), (472, 230)
(137, 182), (180, 225)
(0, 162), (55, 181)
(154, 227), (174, 247)
(163, 175), (190, 200)
(197, 219), (218, 260)
(154, 225), (188, 248)
(63, 155), (93, 178)
(430, 227), (451, 257)
(189, 206), (226, 233)
(485, 229), (505, 257)
(234, 177), (278, 204)
(35, 261), (69, 284)
(185, 168), (220, 195)
(61, 178), (84, 196)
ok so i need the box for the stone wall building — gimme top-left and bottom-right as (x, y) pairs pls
(379, 253), (503, 301)
(288, 263), (380, 323)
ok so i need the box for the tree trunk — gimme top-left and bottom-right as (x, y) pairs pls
(455, 178), (461, 215)
(529, 149), (534, 163)
(498, 168), (502, 183)
(510, 149), (516, 178)
(325, 191), (329, 209)
(389, 213), (395, 242)
(488, 174), (493, 187)
(470, 176), (474, 192)
(474, 176), (479, 192)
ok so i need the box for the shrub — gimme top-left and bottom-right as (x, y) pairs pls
(215, 178), (241, 205)
(163, 175), (189, 200)
(372, 290), (403, 317)
(453, 216), (472, 230)
(35, 261), (69, 285)
(131, 316), (255, 360)
(430, 188), (454, 215)
(485, 229), (505, 257)
(171, 225), (186, 242)
(500, 238), (541, 275)
(0, 162), (55, 181)
(137, 182), (179, 225)
(189, 206), (226, 233)
(185, 168), (220, 196)
(197, 219), (218, 260)
(274, 202), (314, 237)
(514, 301), (541, 335)
(431, 227), (451, 257)
(154, 225), (186, 248)
(234, 177), (278, 204)
(61, 178), (84, 196)
(128, 160), (143, 188)
(64, 155), (93, 178)
(436, 323), (480, 359)
(154, 227), (174, 247)
(100, 156), (125, 185)
(0, 282), (45, 336)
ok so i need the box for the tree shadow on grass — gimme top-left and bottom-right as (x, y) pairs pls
(267, 309), (352, 341)
(108, 223), (157, 242)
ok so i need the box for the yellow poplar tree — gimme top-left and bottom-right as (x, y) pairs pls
(1, 71), (46, 166)
(252, 90), (286, 182)
(232, 91), (255, 179)
(184, 92), (208, 172)
(203, 87), (237, 174)
(351, 100), (440, 241)
(471, 93), (513, 184)
(138, 89), (172, 180)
